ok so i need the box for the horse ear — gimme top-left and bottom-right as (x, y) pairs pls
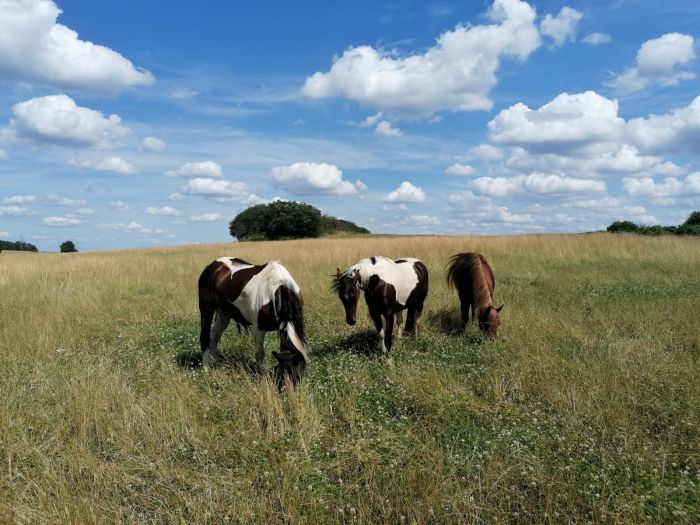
(272, 351), (281, 361)
(496, 304), (504, 313)
(336, 268), (341, 277)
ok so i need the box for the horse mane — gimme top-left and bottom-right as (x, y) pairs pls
(331, 265), (360, 292)
(446, 252), (494, 308)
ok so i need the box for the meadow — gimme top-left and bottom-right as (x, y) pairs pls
(0, 233), (698, 524)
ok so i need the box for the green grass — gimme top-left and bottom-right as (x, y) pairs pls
(0, 233), (698, 523)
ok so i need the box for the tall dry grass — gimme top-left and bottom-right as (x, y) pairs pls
(0, 233), (698, 523)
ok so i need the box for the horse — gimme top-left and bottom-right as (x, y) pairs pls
(197, 257), (308, 377)
(332, 256), (429, 356)
(446, 252), (503, 336)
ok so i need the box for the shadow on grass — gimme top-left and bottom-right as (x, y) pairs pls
(175, 350), (264, 376)
(313, 329), (381, 358)
(426, 308), (486, 344)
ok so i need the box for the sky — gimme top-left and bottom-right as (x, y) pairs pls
(1, 0), (699, 251)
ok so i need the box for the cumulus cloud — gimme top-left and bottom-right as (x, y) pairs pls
(302, 0), (541, 116)
(446, 163), (476, 176)
(8, 95), (128, 148)
(626, 95), (700, 154)
(383, 181), (427, 203)
(2, 195), (37, 204)
(166, 161), (223, 178)
(0, 206), (34, 216)
(583, 32), (611, 45)
(539, 7), (583, 46)
(96, 222), (164, 235)
(184, 177), (247, 197)
(609, 33), (696, 93)
(146, 206), (180, 216)
(469, 144), (503, 161)
(489, 91), (624, 152)
(270, 162), (362, 196)
(0, 0), (154, 94)
(191, 213), (222, 222)
(108, 200), (130, 211)
(472, 173), (606, 196)
(402, 215), (441, 226)
(70, 155), (136, 173)
(42, 216), (81, 226)
(623, 172), (700, 198)
(375, 120), (402, 137)
(141, 136), (166, 152)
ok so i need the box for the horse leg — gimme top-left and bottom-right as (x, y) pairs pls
(204, 309), (230, 366)
(253, 328), (266, 368)
(458, 290), (471, 329)
(383, 311), (394, 357)
(395, 310), (404, 338)
(199, 303), (215, 360)
(368, 308), (385, 355)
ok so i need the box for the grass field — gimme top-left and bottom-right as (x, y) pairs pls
(0, 233), (698, 524)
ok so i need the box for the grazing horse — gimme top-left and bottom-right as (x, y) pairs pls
(198, 257), (308, 372)
(446, 252), (503, 336)
(333, 256), (429, 356)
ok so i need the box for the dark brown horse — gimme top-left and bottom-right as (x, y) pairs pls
(446, 252), (503, 336)
(198, 257), (308, 377)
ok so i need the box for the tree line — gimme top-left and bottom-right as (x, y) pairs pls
(607, 211), (700, 236)
(229, 201), (370, 241)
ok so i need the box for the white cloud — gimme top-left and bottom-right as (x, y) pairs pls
(539, 7), (583, 46)
(2, 195), (37, 204)
(355, 180), (368, 191)
(375, 120), (403, 137)
(0, 0), (153, 94)
(76, 207), (94, 215)
(146, 206), (180, 216)
(42, 216), (81, 226)
(360, 112), (384, 127)
(498, 206), (535, 223)
(142, 136), (166, 152)
(488, 91), (624, 152)
(383, 181), (427, 203)
(583, 32), (611, 45)
(623, 172), (700, 198)
(70, 156), (136, 173)
(469, 143), (503, 161)
(402, 215), (441, 225)
(45, 195), (86, 206)
(184, 177), (248, 198)
(302, 0), (541, 116)
(609, 33), (696, 93)
(96, 222), (164, 235)
(472, 173), (606, 196)
(270, 162), (360, 196)
(0, 206), (34, 216)
(166, 161), (223, 178)
(446, 163), (475, 176)
(191, 213), (222, 222)
(8, 95), (128, 148)
(0, 231), (9, 237)
(626, 95), (700, 154)
(108, 200), (129, 210)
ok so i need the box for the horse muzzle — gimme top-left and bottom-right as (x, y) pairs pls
(346, 317), (357, 326)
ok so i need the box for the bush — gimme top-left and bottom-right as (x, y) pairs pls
(229, 201), (368, 241)
(60, 241), (78, 253)
(607, 211), (699, 237)
(606, 221), (640, 234)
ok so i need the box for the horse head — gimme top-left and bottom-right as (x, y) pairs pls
(270, 350), (306, 391)
(478, 304), (504, 337)
(333, 268), (361, 326)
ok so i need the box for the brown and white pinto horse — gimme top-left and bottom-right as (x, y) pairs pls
(333, 256), (429, 356)
(198, 257), (308, 371)
(446, 252), (503, 336)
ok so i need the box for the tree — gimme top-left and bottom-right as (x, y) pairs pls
(264, 200), (321, 240)
(60, 240), (78, 253)
(682, 211), (700, 227)
(606, 220), (639, 233)
(228, 203), (268, 241)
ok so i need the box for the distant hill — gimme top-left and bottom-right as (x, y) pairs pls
(229, 201), (370, 241)
(0, 240), (38, 252)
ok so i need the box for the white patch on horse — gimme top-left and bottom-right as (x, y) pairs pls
(232, 261), (299, 326)
(216, 257), (253, 278)
(355, 257), (420, 306)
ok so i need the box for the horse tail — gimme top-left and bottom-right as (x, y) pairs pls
(446, 253), (467, 290)
(276, 284), (308, 363)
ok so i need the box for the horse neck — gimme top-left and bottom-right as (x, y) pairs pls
(472, 260), (493, 309)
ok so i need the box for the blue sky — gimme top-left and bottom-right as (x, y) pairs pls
(1, 0), (699, 251)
